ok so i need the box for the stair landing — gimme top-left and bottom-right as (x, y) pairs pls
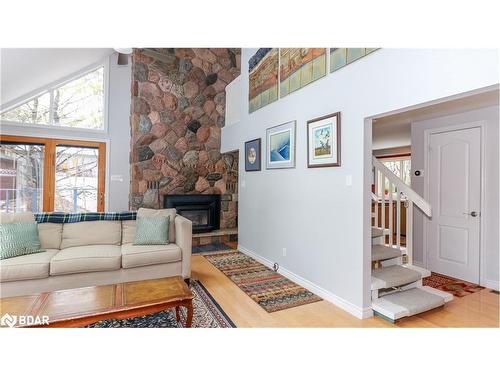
(372, 286), (453, 321)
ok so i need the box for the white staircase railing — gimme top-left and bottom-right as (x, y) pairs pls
(372, 156), (432, 265)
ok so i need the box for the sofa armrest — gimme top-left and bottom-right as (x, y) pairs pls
(174, 215), (192, 279)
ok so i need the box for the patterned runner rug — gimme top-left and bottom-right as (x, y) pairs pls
(423, 272), (485, 298)
(86, 280), (235, 328)
(204, 251), (322, 313)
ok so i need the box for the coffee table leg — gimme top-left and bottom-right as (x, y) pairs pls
(185, 301), (193, 328)
(175, 306), (180, 322)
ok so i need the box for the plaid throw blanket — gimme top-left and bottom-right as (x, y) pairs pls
(34, 212), (137, 223)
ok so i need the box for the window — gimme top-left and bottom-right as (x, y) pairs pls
(0, 143), (44, 212)
(1, 66), (105, 130)
(383, 157), (411, 186)
(0, 135), (106, 213)
(1, 93), (51, 124)
(55, 145), (100, 212)
(378, 156), (411, 196)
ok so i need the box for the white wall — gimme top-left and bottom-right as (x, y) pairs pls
(372, 121), (411, 150)
(107, 57), (132, 211)
(221, 48), (499, 317)
(0, 53), (131, 212)
(411, 105), (499, 289)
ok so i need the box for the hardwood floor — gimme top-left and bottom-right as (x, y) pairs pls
(191, 253), (499, 328)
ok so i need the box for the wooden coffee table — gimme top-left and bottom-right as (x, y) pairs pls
(0, 276), (193, 328)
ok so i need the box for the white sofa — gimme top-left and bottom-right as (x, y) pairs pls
(0, 210), (192, 298)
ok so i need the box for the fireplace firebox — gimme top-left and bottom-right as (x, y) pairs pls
(164, 194), (220, 233)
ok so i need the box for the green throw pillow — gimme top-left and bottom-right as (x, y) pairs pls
(0, 222), (44, 260)
(133, 216), (170, 245)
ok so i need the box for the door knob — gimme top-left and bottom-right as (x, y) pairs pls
(463, 211), (479, 217)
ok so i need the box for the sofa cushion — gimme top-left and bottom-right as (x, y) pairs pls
(38, 223), (63, 249)
(60, 221), (121, 249)
(121, 243), (181, 269)
(50, 245), (122, 275)
(0, 249), (59, 282)
(121, 220), (137, 244)
(137, 208), (176, 242)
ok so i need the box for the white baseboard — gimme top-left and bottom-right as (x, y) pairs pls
(237, 245), (373, 320)
(482, 279), (499, 291)
(412, 260), (425, 269)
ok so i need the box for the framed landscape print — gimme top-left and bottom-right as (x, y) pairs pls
(244, 138), (261, 171)
(248, 48), (279, 113)
(266, 121), (296, 169)
(307, 112), (341, 168)
(329, 48), (379, 72)
(280, 48), (326, 98)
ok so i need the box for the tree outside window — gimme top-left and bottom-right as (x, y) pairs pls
(378, 156), (411, 197)
(0, 66), (104, 130)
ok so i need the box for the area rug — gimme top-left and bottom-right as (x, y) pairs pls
(192, 243), (233, 254)
(86, 280), (235, 328)
(204, 251), (322, 313)
(423, 272), (485, 298)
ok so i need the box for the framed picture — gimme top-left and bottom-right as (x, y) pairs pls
(307, 112), (341, 168)
(248, 48), (279, 113)
(266, 121), (296, 169)
(244, 138), (261, 171)
(280, 48), (326, 98)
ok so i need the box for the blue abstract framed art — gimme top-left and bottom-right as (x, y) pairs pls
(266, 120), (296, 169)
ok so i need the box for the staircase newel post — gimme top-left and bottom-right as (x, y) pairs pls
(406, 203), (413, 265)
(396, 189), (401, 251)
(389, 181), (393, 246)
(381, 175), (386, 241)
(374, 166), (379, 228)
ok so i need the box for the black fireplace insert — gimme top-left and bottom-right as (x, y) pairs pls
(164, 194), (220, 233)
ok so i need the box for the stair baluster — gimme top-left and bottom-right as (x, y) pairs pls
(388, 181), (393, 246)
(381, 173), (386, 239)
(396, 188), (401, 251)
(374, 167), (379, 228)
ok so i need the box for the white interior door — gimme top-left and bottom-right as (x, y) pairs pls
(427, 126), (481, 283)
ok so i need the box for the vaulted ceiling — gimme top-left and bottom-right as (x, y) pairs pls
(0, 48), (114, 107)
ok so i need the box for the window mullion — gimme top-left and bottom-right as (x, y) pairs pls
(48, 90), (54, 125)
(43, 139), (56, 212)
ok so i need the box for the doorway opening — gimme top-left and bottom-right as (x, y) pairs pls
(367, 88), (498, 286)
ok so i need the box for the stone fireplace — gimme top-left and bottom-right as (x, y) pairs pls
(129, 48), (240, 234)
(164, 194), (220, 233)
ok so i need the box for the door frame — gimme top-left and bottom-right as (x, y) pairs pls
(423, 120), (486, 284)
(0, 134), (107, 212)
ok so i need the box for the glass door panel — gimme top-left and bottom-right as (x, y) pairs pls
(55, 145), (99, 212)
(0, 142), (44, 212)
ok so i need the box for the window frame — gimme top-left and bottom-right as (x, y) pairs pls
(0, 59), (110, 134)
(0, 134), (106, 212)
